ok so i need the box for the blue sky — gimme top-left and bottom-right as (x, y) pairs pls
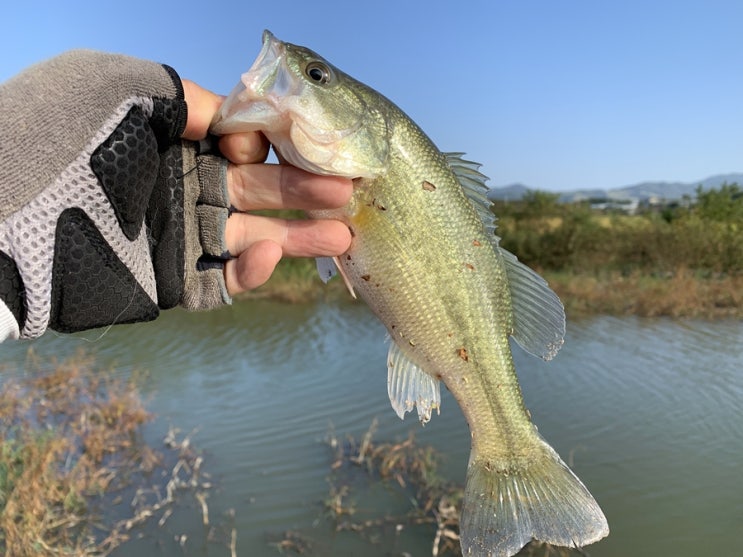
(2, 1), (741, 191)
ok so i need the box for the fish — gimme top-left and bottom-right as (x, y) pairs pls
(211, 30), (609, 557)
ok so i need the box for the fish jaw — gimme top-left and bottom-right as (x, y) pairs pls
(213, 30), (328, 173)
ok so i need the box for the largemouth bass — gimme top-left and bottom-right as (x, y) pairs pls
(212, 31), (609, 557)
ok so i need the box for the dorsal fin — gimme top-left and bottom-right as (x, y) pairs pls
(445, 152), (498, 239)
(499, 248), (565, 360)
(446, 152), (565, 361)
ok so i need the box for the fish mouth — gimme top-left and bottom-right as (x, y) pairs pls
(244, 30), (291, 98)
(211, 30), (291, 133)
(252, 31), (363, 145)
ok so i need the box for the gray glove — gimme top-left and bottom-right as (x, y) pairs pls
(0, 50), (232, 340)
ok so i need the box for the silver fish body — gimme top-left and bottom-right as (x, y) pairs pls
(212, 31), (609, 557)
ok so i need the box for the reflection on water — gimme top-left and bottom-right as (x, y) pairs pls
(2, 301), (741, 556)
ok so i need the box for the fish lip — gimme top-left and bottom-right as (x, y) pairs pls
(244, 30), (286, 97)
(210, 30), (287, 132)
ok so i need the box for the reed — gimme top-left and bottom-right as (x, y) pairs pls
(545, 269), (743, 319)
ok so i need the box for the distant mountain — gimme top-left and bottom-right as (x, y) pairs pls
(489, 183), (531, 201)
(487, 173), (743, 203)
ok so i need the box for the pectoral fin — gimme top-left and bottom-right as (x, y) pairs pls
(387, 341), (440, 424)
(315, 256), (357, 298)
(316, 257), (337, 283)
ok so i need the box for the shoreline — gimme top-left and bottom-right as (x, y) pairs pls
(239, 260), (743, 320)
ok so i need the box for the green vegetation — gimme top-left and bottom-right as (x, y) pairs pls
(249, 184), (743, 318)
(494, 184), (743, 276)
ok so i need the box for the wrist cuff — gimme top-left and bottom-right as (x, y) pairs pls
(0, 300), (20, 341)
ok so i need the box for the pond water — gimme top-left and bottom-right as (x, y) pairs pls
(2, 299), (741, 556)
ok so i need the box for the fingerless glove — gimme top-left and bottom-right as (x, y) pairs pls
(0, 50), (232, 341)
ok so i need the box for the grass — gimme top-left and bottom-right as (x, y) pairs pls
(0, 351), (228, 557)
(239, 185), (743, 319)
(325, 418), (462, 556)
(0, 351), (150, 555)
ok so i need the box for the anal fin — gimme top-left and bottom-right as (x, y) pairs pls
(387, 341), (440, 424)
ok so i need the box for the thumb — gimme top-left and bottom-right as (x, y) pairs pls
(181, 79), (224, 140)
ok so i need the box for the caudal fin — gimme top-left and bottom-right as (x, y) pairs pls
(460, 437), (608, 557)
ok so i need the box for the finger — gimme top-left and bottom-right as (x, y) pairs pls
(225, 214), (352, 258)
(224, 240), (283, 294)
(219, 132), (271, 165)
(181, 79), (223, 140)
(228, 163), (353, 211)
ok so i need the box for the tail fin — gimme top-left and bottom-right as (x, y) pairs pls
(460, 437), (608, 557)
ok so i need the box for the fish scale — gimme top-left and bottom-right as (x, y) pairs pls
(212, 30), (608, 557)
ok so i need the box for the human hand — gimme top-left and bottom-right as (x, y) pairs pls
(182, 80), (353, 294)
(0, 51), (353, 342)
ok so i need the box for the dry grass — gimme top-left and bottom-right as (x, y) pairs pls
(547, 269), (743, 319)
(323, 419), (462, 556)
(0, 351), (151, 555)
(0, 351), (222, 557)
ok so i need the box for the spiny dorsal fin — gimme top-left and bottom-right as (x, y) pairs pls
(387, 341), (440, 424)
(445, 152), (498, 239)
(446, 152), (565, 360)
(499, 248), (565, 360)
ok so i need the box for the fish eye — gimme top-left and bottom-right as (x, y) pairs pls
(305, 61), (332, 85)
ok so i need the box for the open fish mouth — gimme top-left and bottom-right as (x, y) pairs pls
(210, 31), (288, 133)
(242, 30), (291, 99)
